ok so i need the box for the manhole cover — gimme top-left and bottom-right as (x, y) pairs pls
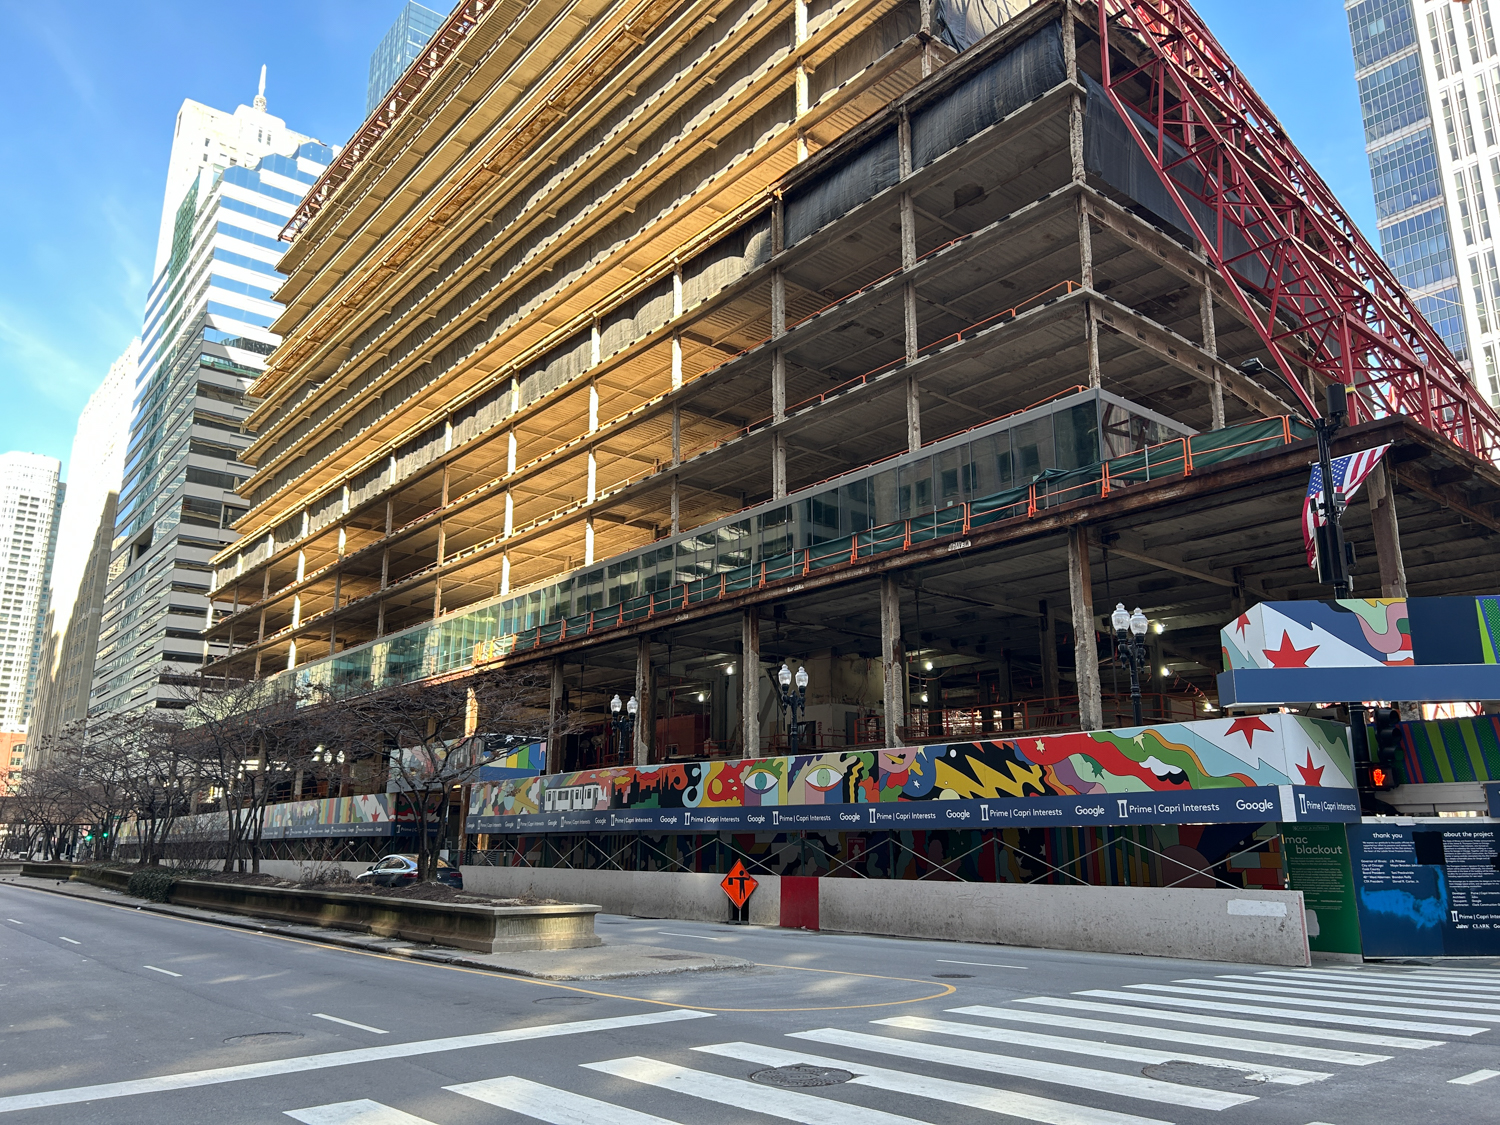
(223, 1031), (303, 1046)
(650, 954), (699, 961)
(752, 1065), (854, 1088)
(533, 996), (596, 1006)
(1142, 1062), (1269, 1090)
(933, 973), (972, 979)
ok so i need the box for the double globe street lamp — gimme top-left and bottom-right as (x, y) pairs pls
(775, 663), (810, 753)
(1111, 602), (1150, 726)
(609, 693), (638, 764)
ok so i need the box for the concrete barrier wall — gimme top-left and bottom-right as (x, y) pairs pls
(461, 866), (1310, 965)
(257, 860), (372, 882)
(460, 865), (783, 927)
(818, 880), (1310, 966)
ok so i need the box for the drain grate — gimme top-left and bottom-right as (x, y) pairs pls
(1143, 1062), (1269, 1090)
(224, 1032), (303, 1046)
(932, 973), (972, 978)
(752, 1065), (854, 1089)
(533, 996), (596, 1006)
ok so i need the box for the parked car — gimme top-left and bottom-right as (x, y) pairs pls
(355, 854), (463, 889)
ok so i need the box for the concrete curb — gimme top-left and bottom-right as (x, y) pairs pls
(0, 876), (751, 981)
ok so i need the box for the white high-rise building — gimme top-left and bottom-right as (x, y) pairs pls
(28, 341), (139, 752)
(0, 453), (64, 732)
(90, 72), (332, 715)
(1346, 0), (1500, 404)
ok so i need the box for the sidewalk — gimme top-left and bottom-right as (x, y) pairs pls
(0, 873), (751, 981)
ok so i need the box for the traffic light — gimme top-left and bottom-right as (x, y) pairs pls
(1370, 706), (1402, 791)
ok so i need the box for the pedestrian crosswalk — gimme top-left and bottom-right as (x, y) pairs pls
(284, 964), (1500, 1125)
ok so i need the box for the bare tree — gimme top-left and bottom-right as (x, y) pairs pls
(312, 667), (547, 880)
(7, 764), (81, 860)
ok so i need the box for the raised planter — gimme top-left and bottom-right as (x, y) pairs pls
(163, 879), (601, 954)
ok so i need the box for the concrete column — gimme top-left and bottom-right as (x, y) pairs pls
(500, 552), (510, 595)
(1038, 598), (1059, 704)
(1077, 195), (1094, 288)
(432, 578), (443, 619)
(376, 600), (385, 638)
(634, 635), (655, 766)
(772, 433), (788, 498)
(507, 429), (518, 474)
(905, 375), (922, 452)
(587, 447), (597, 503)
(1085, 302), (1101, 389)
(1367, 460), (1408, 597)
(671, 405), (681, 466)
(741, 610), (761, 755)
(380, 548), (390, 590)
(880, 574), (905, 747)
(1201, 286), (1225, 430)
(504, 490), (514, 537)
(670, 475), (680, 536)
(588, 380), (599, 433)
(295, 549), (306, 584)
(671, 330), (684, 390)
(548, 659), (566, 774)
(585, 517), (595, 566)
(286, 639), (297, 671)
(772, 268), (788, 496)
(1069, 86), (1086, 184)
(1068, 527), (1103, 731)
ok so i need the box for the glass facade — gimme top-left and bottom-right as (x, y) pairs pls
(1359, 53), (1431, 142)
(1368, 129), (1443, 219)
(366, 2), (449, 118)
(235, 394), (1306, 703)
(1348, 0), (1418, 70)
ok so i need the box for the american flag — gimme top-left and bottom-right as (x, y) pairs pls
(1302, 444), (1390, 567)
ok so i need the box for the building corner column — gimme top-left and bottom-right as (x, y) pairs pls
(1068, 527), (1103, 731)
(741, 610), (761, 755)
(634, 635), (654, 766)
(880, 574), (905, 747)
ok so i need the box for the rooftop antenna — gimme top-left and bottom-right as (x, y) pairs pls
(254, 65), (267, 111)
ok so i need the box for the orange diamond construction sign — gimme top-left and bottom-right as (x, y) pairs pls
(720, 860), (758, 909)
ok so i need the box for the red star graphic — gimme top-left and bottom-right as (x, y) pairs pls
(1263, 631), (1317, 667)
(1296, 750), (1325, 787)
(1226, 716), (1275, 747)
(1234, 613), (1251, 637)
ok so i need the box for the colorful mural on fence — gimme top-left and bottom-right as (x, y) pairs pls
(477, 739), (547, 781)
(1399, 715), (1500, 785)
(467, 714), (1352, 832)
(262, 794), (393, 838)
(1223, 597), (1500, 670)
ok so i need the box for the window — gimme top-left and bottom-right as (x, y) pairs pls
(1478, 74), (1496, 146)
(1456, 172), (1476, 244)
(1486, 249), (1500, 312)
(1486, 345), (1500, 405)
(1446, 5), (1465, 73)
(1460, 86), (1480, 154)
(1484, 0), (1499, 59)
(1445, 94), (1463, 159)
(1474, 167), (1493, 238)
(1380, 206), (1459, 291)
(1431, 11), (1448, 79)
(1467, 1), (1483, 63)
(1348, 0), (1418, 69)
(1472, 256), (1492, 332)
(1361, 54), (1431, 142)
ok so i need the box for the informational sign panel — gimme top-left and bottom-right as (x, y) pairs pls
(1281, 822), (1362, 957)
(1350, 823), (1500, 957)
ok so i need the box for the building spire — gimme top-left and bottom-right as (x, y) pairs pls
(254, 65), (267, 111)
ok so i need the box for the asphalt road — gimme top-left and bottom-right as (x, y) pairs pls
(2, 881), (1498, 1125)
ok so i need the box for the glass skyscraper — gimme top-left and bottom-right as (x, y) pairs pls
(1347, 0), (1500, 403)
(366, 2), (449, 119)
(90, 83), (331, 714)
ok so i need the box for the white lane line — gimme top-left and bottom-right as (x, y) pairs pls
(448, 1076), (685, 1124)
(1193, 976), (1500, 1013)
(696, 1040), (1172, 1125)
(949, 1004), (1387, 1066)
(5, 919), (22, 925)
(1079, 989), (1486, 1036)
(585, 1056), (931, 1124)
(313, 1014), (388, 1035)
(791, 1027), (1255, 1110)
(1018, 996), (1442, 1050)
(655, 931), (729, 941)
(285, 1099), (438, 1124)
(0, 1009), (710, 1115)
(1450, 1068), (1500, 1085)
(936, 959), (1027, 969)
(1133, 982), (1498, 1024)
(143, 966), (181, 978)
(877, 1015), (1328, 1085)
(1254, 970), (1500, 999)
(57, 936), (80, 945)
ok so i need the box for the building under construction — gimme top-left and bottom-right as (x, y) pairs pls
(206, 0), (1500, 776)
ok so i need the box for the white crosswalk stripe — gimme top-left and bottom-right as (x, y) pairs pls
(1014, 995), (1445, 1049)
(1126, 982), (1499, 1024)
(788, 1026), (1256, 1109)
(875, 1014), (1330, 1083)
(695, 1040), (1172, 1125)
(275, 965), (1500, 1125)
(446, 1075), (684, 1124)
(583, 1056), (931, 1124)
(947, 1003), (1390, 1065)
(1082, 988), (1490, 1035)
(1173, 976), (1500, 1013)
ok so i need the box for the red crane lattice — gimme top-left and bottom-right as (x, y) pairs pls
(1097, 0), (1500, 460)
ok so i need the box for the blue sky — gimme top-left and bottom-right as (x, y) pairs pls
(0, 1), (1368, 479)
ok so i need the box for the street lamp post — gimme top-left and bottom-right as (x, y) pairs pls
(609, 693), (638, 765)
(775, 663), (810, 753)
(1111, 603), (1150, 726)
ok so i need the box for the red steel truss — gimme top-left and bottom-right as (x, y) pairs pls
(1097, 0), (1500, 460)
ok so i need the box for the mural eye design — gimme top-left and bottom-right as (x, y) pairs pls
(804, 766), (843, 791)
(744, 770), (779, 793)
